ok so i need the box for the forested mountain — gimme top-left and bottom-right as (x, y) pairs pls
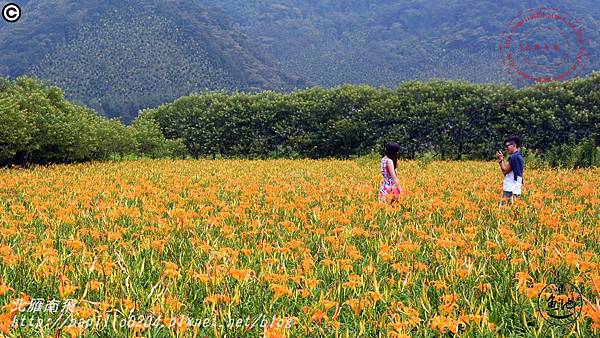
(1, 0), (599, 122)
(202, 0), (600, 87)
(0, 0), (302, 122)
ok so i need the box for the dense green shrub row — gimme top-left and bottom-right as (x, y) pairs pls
(0, 77), (181, 166)
(140, 72), (599, 164)
(2, 73), (599, 167)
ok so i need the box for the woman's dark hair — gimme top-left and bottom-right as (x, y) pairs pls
(384, 141), (400, 169)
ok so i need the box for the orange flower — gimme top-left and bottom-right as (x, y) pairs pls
(474, 283), (492, 293)
(162, 261), (180, 279)
(304, 278), (321, 289)
(344, 298), (364, 316)
(310, 309), (328, 323)
(270, 284), (293, 300)
(230, 268), (254, 282)
(0, 284), (13, 297)
(88, 280), (102, 292)
(0, 311), (16, 334)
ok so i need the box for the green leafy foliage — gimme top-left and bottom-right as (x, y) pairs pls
(139, 72), (600, 166)
(130, 118), (170, 159)
(0, 76), (185, 166)
(0, 95), (35, 163)
(2, 72), (599, 167)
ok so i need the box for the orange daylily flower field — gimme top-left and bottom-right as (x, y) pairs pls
(0, 159), (598, 337)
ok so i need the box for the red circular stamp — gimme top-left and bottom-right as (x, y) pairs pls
(500, 7), (590, 86)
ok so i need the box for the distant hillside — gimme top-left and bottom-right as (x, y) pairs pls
(202, 0), (600, 87)
(0, 0), (303, 122)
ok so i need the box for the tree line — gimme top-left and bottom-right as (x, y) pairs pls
(1, 73), (599, 167)
(141, 72), (600, 165)
(0, 77), (183, 166)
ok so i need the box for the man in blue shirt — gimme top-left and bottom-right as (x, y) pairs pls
(496, 136), (525, 205)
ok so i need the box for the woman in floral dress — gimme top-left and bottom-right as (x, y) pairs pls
(379, 142), (403, 203)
